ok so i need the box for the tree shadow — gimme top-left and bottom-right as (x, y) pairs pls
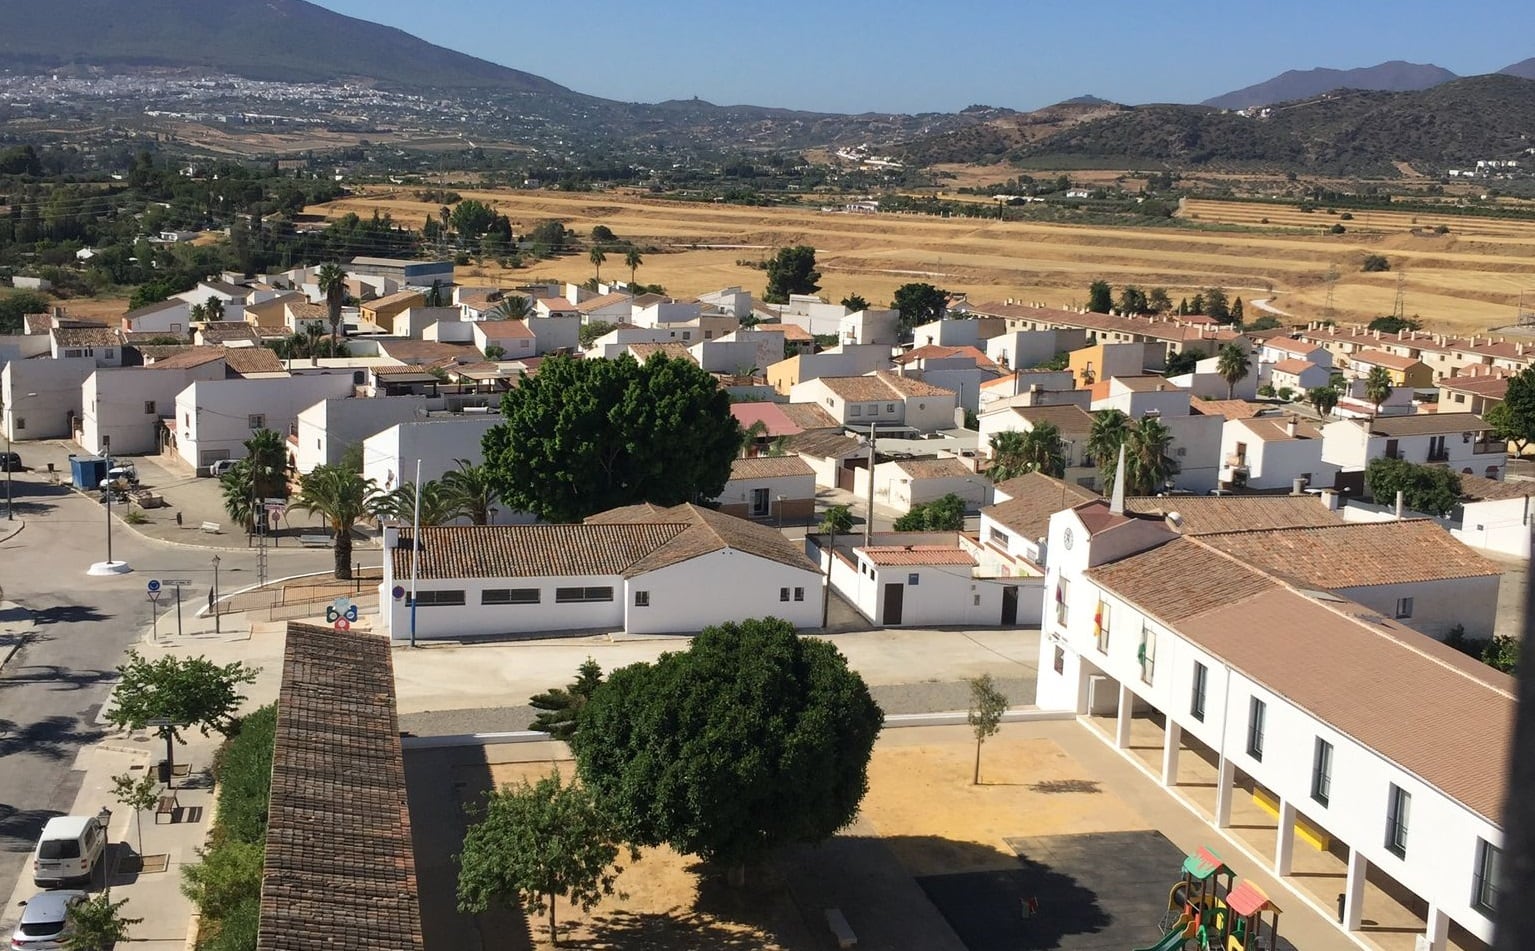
(574, 909), (787, 950)
(32, 605), (112, 625)
(0, 663), (116, 691)
(0, 805), (63, 855)
(0, 714), (103, 760)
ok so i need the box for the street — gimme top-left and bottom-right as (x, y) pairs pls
(0, 471), (333, 907)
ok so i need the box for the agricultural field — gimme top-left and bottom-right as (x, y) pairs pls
(306, 187), (1535, 333)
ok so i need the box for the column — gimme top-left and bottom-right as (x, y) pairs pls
(1160, 720), (1182, 787)
(1115, 683), (1134, 749)
(1343, 847), (1368, 931)
(1424, 904), (1449, 951)
(1273, 797), (1297, 877)
(1214, 757), (1237, 828)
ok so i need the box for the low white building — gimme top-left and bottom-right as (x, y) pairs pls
(2, 356), (96, 441)
(1454, 474), (1535, 558)
(790, 372), (958, 434)
(840, 309), (900, 346)
(1321, 413), (1506, 483)
(717, 456), (817, 522)
(1220, 415), (1336, 492)
(122, 299), (193, 335)
(80, 356), (226, 455)
(472, 321), (536, 361)
(362, 415), (504, 490)
(292, 395), (438, 474)
(979, 472), (1101, 573)
(378, 503), (824, 639)
(51, 327), (123, 367)
(815, 531), (1037, 627)
(1265, 358), (1330, 396)
(173, 374), (354, 472)
(856, 457), (988, 514)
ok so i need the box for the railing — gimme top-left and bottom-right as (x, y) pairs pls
(1427, 449), (1450, 462)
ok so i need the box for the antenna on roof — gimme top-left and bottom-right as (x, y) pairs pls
(1109, 443), (1127, 516)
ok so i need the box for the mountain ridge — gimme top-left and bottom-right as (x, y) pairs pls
(1203, 61), (1459, 110)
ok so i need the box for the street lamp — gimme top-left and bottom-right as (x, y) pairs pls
(87, 434), (131, 575)
(211, 555), (221, 634)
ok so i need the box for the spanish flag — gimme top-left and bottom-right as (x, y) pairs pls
(1093, 601), (1104, 640)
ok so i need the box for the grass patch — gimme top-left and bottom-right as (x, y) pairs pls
(182, 705), (275, 951)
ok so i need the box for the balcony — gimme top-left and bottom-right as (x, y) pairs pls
(1427, 449), (1450, 462)
(1223, 455), (1248, 470)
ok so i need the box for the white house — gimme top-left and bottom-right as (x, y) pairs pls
(291, 395), (437, 474)
(985, 329), (1088, 373)
(173, 374), (354, 472)
(1454, 474), (1535, 558)
(377, 503), (824, 639)
(362, 415), (504, 490)
(909, 316), (1006, 349)
(526, 314), (581, 354)
(977, 403), (1097, 487)
(2, 356), (97, 440)
(123, 299), (193, 335)
(1266, 359), (1330, 396)
(716, 455), (817, 522)
(857, 457), (988, 514)
(789, 372), (958, 433)
(79, 357), (226, 455)
(767, 344), (895, 394)
(51, 327), (123, 367)
(816, 530), (1037, 627)
(840, 309), (900, 346)
(1220, 416), (1336, 492)
(1321, 413), (1506, 483)
(472, 321), (536, 361)
(393, 306), (462, 340)
(630, 299), (700, 327)
(1038, 496), (1509, 951)
(708, 329), (786, 376)
(979, 471), (1101, 573)
(891, 345), (1003, 413)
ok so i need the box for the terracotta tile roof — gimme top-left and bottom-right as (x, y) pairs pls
(1269, 358), (1317, 375)
(1460, 473), (1535, 501)
(1174, 587), (1513, 823)
(23, 313), (53, 333)
(967, 301), (1242, 346)
(730, 456), (815, 480)
(1074, 499), (1136, 535)
(732, 403), (801, 437)
(124, 299), (186, 320)
(374, 339), (478, 367)
(779, 402), (840, 431)
(373, 363), (437, 378)
(820, 371), (955, 402)
(1198, 520), (1501, 588)
(627, 342), (697, 364)
(1233, 416), (1322, 441)
(1263, 338), (1323, 357)
(1124, 496), (1343, 535)
(197, 321), (259, 345)
(365, 289), (426, 310)
(784, 429), (864, 459)
(121, 330), (186, 344)
(778, 323), (814, 341)
(575, 291), (633, 313)
(633, 293), (670, 307)
(985, 473), (1099, 541)
(894, 457), (974, 479)
(1191, 399), (1263, 419)
(260, 623), (423, 951)
(146, 348), (226, 370)
(537, 297), (578, 312)
(1351, 348), (1426, 371)
(895, 344), (1000, 371)
(1008, 404), (1095, 433)
(474, 319), (536, 340)
(1089, 537), (1276, 624)
(1367, 411), (1487, 437)
(285, 300), (327, 320)
(222, 347), (286, 376)
(245, 292), (303, 328)
(861, 544), (977, 567)
(132, 345), (195, 362)
(454, 287), (503, 306)
(53, 327), (121, 347)
(1112, 375), (1184, 393)
(1440, 376), (1510, 398)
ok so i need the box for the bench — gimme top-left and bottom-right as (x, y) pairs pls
(154, 791), (179, 824)
(199, 521), (221, 534)
(825, 908), (857, 949)
(299, 534), (332, 548)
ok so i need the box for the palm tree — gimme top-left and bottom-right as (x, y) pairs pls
(1124, 416), (1178, 495)
(625, 248), (643, 285)
(315, 262), (347, 355)
(1216, 343), (1252, 400)
(189, 302), (206, 322)
(293, 463), (377, 579)
(372, 479), (458, 527)
(989, 425), (1066, 481)
(220, 461), (257, 535)
(488, 295), (531, 320)
(1365, 366), (1394, 418)
(1087, 408), (1129, 489)
(589, 246), (607, 282)
(218, 429), (292, 534)
(441, 459), (502, 525)
(204, 296), (225, 321)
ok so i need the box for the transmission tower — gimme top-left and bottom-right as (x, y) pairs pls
(1392, 271), (1407, 322)
(1322, 267), (1339, 321)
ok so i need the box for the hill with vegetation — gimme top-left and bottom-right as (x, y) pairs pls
(1203, 61), (1458, 110)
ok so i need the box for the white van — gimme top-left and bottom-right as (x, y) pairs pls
(32, 815), (107, 887)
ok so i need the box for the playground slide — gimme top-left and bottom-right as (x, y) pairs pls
(1132, 916), (1196, 951)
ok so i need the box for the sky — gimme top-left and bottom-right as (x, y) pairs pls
(314, 0), (1534, 114)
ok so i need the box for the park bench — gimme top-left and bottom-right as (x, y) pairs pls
(825, 908), (857, 948)
(154, 790), (179, 824)
(199, 521), (221, 534)
(299, 534), (332, 548)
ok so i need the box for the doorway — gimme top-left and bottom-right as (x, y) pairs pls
(1001, 586), (1019, 625)
(882, 583), (904, 625)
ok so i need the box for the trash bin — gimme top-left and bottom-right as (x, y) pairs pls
(158, 760), (171, 784)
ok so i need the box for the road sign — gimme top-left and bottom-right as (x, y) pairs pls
(162, 579), (193, 586)
(146, 590), (161, 604)
(391, 585), (405, 600)
(326, 597), (359, 630)
(146, 717), (173, 727)
(146, 579), (161, 593)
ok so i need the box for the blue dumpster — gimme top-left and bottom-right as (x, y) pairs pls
(70, 455), (107, 489)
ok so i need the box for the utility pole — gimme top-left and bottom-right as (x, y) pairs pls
(864, 425), (878, 546)
(409, 458), (421, 649)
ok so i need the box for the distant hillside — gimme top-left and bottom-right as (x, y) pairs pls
(899, 99), (1130, 166)
(1502, 57), (1535, 80)
(1203, 61), (1458, 110)
(0, 0), (573, 93)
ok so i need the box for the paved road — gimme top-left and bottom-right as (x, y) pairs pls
(0, 472), (332, 905)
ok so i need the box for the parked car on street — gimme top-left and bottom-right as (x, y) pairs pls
(0, 451), (21, 472)
(31, 814), (108, 887)
(9, 890), (87, 951)
(206, 459), (237, 477)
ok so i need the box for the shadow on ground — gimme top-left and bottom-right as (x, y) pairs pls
(0, 714), (102, 760)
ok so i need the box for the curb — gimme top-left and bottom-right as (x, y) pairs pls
(0, 599), (36, 673)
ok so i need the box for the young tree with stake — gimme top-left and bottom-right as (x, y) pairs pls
(967, 674), (1009, 785)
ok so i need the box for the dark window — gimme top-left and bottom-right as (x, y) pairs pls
(409, 590), (465, 607)
(555, 586), (614, 603)
(780, 587), (790, 601)
(482, 588), (539, 605)
(634, 591), (650, 607)
(1386, 784), (1411, 858)
(1190, 662), (1207, 721)
(39, 839), (81, 860)
(1395, 597), (1414, 619)
(144, 401), (156, 415)
(793, 587), (805, 602)
(908, 573), (920, 586)
(1312, 738), (1333, 806)
(1473, 839), (1501, 915)
(1053, 646), (1065, 674)
(1246, 697), (1266, 761)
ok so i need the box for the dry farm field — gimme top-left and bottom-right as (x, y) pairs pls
(306, 186), (1535, 333)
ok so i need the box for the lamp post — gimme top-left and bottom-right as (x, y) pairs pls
(211, 555), (221, 634)
(103, 435), (113, 563)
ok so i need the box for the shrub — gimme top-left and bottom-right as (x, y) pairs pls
(1277, 387), (1295, 401)
(208, 705), (276, 846)
(1362, 254), (1391, 272)
(1258, 384), (1276, 398)
(1340, 212), (1354, 220)
(123, 509), (148, 525)
(1435, 224), (1450, 234)
(1329, 224), (1346, 234)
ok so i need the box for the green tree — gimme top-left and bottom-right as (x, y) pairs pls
(105, 651), (259, 743)
(1189, 293), (1205, 315)
(840, 293), (870, 312)
(292, 463), (378, 578)
(488, 295), (531, 320)
(1147, 287), (1172, 313)
(1365, 366), (1394, 418)
(1362, 254), (1391, 272)
(482, 354), (740, 522)
(457, 771), (630, 946)
(484, 344), (506, 360)
(1248, 314), (1282, 331)
(1203, 287), (1231, 323)
(1117, 286), (1148, 315)
(1231, 297), (1244, 324)
(1308, 386), (1340, 417)
(821, 503), (854, 538)
(112, 771), (160, 853)
(763, 245), (821, 303)
(1164, 348), (1205, 377)
(1365, 456), (1462, 516)
(372, 479), (457, 526)
(220, 429), (290, 535)
(1215, 343), (1252, 399)
(967, 674), (1009, 785)
(1368, 315), (1420, 333)
(1485, 367), (1535, 456)
(63, 893), (142, 951)
(1087, 280), (1113, 313)
(578, 320), (616, 349)
(590, 225), (617, 244)
(989, 425), (1066, 481)
(891, 282), (948, 332)
(315, 261), (347, 355)
(1483, 635), (1520, 674)
(450, 199), (497, 240)
(181, 838), (264, 927)
(624, 248), (643, 285)
(528, 659), (604, 740)
(589, 245), (607, 282)
(1124, 416), (1178, 496)
(1088, 409), (1130, 487)
(893, 493), (967, 531)
(441, 458), (502, 525)
(572, 618), (882, 883)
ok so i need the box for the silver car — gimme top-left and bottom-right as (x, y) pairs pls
(9, 891), (87, 950)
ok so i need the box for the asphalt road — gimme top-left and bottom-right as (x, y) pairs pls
(0, 472), (332, 906)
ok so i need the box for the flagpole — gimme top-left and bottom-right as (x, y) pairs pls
(409, 457), (421, 648)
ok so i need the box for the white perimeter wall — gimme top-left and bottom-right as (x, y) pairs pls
(624, 550), (823, 634)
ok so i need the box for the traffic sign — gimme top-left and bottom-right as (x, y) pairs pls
(147, 579), (161, 593)
(162, 579), (192, 586)
(146, 717), (173, 727)
(326, 597), (359, 630)
(391, 585), (405, 600)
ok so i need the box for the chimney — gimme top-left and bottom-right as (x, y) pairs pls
(1395, 490), (1405, 520)
(1374, 329), (1381, 339)
(1397, 330), (1404, 340)
(1320, 488), (1341, 511)
(1286, 416), (1298, 438)
(1291, 477), (1307, 496)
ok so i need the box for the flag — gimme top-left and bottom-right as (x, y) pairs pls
(1093, 601), (1104, 639)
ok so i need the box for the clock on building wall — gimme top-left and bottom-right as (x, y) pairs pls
(1062, 527), (1074, 550)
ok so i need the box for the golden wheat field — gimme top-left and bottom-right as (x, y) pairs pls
(304, 187), (1535, 333)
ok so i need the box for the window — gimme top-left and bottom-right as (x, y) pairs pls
(1385, 784), (1411, 857)
(1094, 601), (1111, 652)
(908, 573), (920, 586)
(1054, 577), (1070, 626)
(104, 349), (115, 359)
(1312, 738), (1333, 807)
(1473, 839), (1501, 915)
(793, 587), (805, 602)
(247, 414), (265, 430)
(144, 401), (156, 415)
(1138, 625), (1156, 684)
(1246, 697), (1266, 761)
(885, 403), (895, 414)
(780, 587), (790, 601)
(409, 589), (465, 607)
(482, 588), (539, 605)
(555, 586), (613, 603)
(850, 405), (862, 417)
(14, 417), (23, 431)
(634, 591), (650, 607)
(1190, 662), (1207, 721)
(972, 594), (981, 606)
(989, 527), (1012, 549)
(1395, 597), (1414, 619)
(1053, 646), (1065, 674)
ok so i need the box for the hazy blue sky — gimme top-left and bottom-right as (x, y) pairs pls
(314, 0), (1533, 113)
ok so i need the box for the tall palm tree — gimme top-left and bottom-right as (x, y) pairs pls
(1216, 343), (1252, 400)
(293, 463), (377, 579)
(220, 461), (257, 534)
(1087, 409), (1129, 489)
(1365, 366), (1394, 419)
(218, 429), (292, 534)
(589, 246), (607, 282)
(315, 262), (347, 355)
(625, 248), (643, 285)
(989, 425), (1066, 481)
(441, 459), (502, 525)
(204, 296), (225, 321)
(1124, 416), (1178, 495)
(372, 479), (458, 527)
(488, 295), (531, 320)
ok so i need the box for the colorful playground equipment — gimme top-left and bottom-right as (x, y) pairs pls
(1135, 847), (1282, 951)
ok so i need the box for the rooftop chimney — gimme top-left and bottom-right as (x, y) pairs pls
(1286, 416), (1298, 438)
(1320, 488), (1341, 511)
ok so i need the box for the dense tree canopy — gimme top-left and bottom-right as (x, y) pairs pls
(892, 282), (949, 332)
(893, 493), (968, 531)
(572, 619), (882, 877)
(1087, 280), (1113, 313)
(1486, 367), (1535, 456)
(483, 354), (741, 522)
(105, 651), (259, 743)
(1365, 456), (1463, 516)
(763, 245), (821, 303)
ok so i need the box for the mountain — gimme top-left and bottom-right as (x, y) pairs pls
(0, 0), (573, 93)
(1203, 61), (1459, 110)
(1501, 57), (1535, 80)
(899, 98), (1129, 167)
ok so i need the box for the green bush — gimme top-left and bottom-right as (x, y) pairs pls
(198, 896), (260, 951)
(209, 706), (276, 846)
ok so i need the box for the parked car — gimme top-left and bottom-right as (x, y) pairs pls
(206, 459), (237, 477)
(31, 815), (107, 887)
(9, 891), (87, 951)
(0, 451), (21, 472)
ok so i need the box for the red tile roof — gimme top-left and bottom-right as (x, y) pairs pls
(861, 544), (977, 566)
